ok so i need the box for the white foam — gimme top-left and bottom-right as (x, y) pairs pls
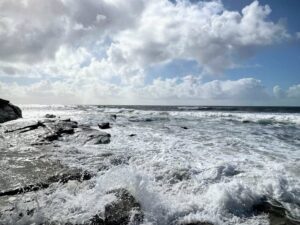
(1, 105), (299, 224)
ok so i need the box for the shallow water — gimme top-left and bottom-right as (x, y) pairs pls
(0, 105), (300, 225)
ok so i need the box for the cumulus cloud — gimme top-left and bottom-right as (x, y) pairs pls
(273, 84), (300, 105)
(0, 0), (289, 78)
(0, 0), (297, 105)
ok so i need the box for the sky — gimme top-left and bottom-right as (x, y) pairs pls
(0, 0), (299, 106)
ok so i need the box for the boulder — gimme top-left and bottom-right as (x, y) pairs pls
(0, 98), (22, 123)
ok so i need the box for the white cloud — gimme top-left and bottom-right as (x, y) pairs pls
(273, 85), (286, 98)
(287, 84), (300, 99)
(0, 0), (297, 105)
(273, 84), (300, 105)
(0, 0), (289, 79)
(0, 77), (271, 105)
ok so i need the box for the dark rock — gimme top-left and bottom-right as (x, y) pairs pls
(242, 120), (251, 124)
(104, 189), (143, 225)
(84, 189), (143, 225)
(47, 170), (93, 184)
(45, 114), (56, 118)
(0, 170), (93, 197)
(85, 131), (111, 145)
(5, 121), (45, 133)
(129, 134), (136, 137)
(0, 98), (22, 123)
(38, 119), (78, 143)
(178, 222), (214, 225)
(253, 200), (300, 225)
(181, 126), (188, 129)
(88, 214), (105, 225)
(98, 123), (111, 129)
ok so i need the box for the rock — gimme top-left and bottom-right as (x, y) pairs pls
(5, 121), (45, 133)
(85, 189), (143, 225)
(39, 119), (78, 143)
(110, 114), (117, 120)
(98, 122), (111, 129)
(252, 199), (299, 225)
(181, 126), (188, 129)
(45, 114), (56, 118)
(85, 131), (111, 145)
(0, 170), (93, 197)
(242, 120), (251, 124)
(0, 98), (22, 123)
(129, 134), (136, 137)
(178, 223), (214, 225)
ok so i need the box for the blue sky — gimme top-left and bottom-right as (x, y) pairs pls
(224, 0), (300, 90)
(0, 0), (299, 105)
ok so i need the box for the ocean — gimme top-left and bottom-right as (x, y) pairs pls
(0, 105), (299, 225)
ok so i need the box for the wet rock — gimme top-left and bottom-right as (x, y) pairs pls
(178, 222), (214, 225)
(84, 189), (143, 225)
(0, 170), (93, 197)
(88, 214), (105, 225)
(110, 114), (117, 120)
(47, 170), (93, 184)
(242, 120), (251, 124)
(104, 188), (143, 225)
(0, 98), (22, 123)
(253, 200), (299, 225)
(5, 121), (45, 133)
(37, 119), (78, 143)
(84, 131), (111, 145)
(98, 122), (111, 129)
(45, 114), (56, 118)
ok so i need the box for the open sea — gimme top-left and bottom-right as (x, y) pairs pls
(0, 105), (299, 225)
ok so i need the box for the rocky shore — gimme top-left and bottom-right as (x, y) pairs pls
(0, 103), (299, 225)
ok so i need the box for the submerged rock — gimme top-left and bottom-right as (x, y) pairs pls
(0, 98), (22, 123)
(45, 114), (56, 118)
(98, 122), (111, 129)
(253, 200), (299, 225)
(110, 114), (117, 120)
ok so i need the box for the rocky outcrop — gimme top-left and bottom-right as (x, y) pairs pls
(0, 98), (22, 123)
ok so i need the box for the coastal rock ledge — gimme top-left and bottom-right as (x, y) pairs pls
(0, 98), (22, 123)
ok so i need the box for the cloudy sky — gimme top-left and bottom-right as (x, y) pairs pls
(0, 0), (299, 105)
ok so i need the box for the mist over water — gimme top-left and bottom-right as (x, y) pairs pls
(0, 105), (300, 225)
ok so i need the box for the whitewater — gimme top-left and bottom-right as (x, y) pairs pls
(0, 105), (299, 225)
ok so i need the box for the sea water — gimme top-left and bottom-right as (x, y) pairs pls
(0, 105), (299, 225)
